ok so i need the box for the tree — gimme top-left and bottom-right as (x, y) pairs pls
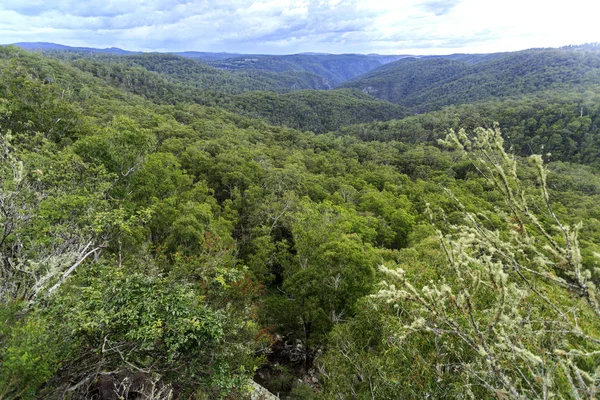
(264, 201), (377, 370)
(0, 131), (106, 304)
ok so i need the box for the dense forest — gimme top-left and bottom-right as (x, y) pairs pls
(1, 43), (600, 399)
(342, 47), (600, 112)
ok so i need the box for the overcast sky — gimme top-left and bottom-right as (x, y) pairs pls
(1, 0), (599, 55)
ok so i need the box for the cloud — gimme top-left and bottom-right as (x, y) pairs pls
(1, 0), (600, 54)
(421, 0), (462, 16)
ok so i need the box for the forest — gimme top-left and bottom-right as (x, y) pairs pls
(1, 43), (600, 399)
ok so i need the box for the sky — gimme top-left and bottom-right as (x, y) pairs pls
(1, 0), (600, 55)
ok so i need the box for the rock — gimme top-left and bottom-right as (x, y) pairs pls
(250, 381), (279, 400)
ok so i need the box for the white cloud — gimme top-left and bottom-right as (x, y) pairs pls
(0, 0), (599, 54)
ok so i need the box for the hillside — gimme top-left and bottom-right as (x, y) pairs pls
(221, 89), (408, 133)
(342, 48), (600, 111)
(419, 52), (506, 64)
(340, 57), (469, 104)
(338, 86), (600, 167)
(57, 52), (334, 92)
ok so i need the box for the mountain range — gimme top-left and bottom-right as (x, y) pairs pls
(10, 42), (600, 109)
(8, 42), (406, 85)
(8, 41), (600, 134)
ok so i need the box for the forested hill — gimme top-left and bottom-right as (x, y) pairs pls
(338, 86), (600, 167)
(341, 57), (470, 104)
(341, 48), (600, 111)
(54, 53), (336, 92)
(419, 52), (506, 64)
(219, 89), (409, 133)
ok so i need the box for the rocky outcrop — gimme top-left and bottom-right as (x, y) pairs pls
(250, 381), (279, 400)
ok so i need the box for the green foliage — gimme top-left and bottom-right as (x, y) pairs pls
(322, 128), (600, 399)
(3, 44), (600, 399)
(0, 306), (64, 400)
(0, 54), (87, 146)
(289, 382), (317, 399)
(49, 265), (260, 398)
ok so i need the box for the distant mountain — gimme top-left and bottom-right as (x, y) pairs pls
(208, 54), (409, 86)
(341, 48), (600, 111)
(560, 43), (600, 51)
(171, 51), (250, 61)
(418, 52), (506, 64)
(9, 42), (138, 55)
(8, 42), (254, 62)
